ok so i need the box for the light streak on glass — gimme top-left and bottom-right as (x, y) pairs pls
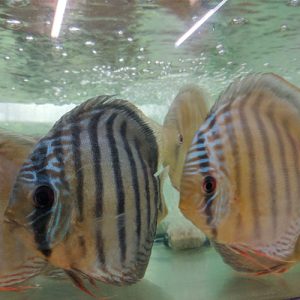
(175, 0), (229, 48)
(51, 0), (68, 38)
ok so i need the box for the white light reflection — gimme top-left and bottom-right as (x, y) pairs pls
(175, 0), (229, 48)
(0, 102), (74, 123)
(0, 102), (167, 124)
(51, 0), (68, 38)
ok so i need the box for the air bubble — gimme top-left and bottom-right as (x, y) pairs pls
(85, 41), (95, 46)
(280, 24), (289, 31)
(69, 26), (80, 32)
(5, 19), (23, 30)
(286, 0), (300, 6)
(230, 17), (248, 25)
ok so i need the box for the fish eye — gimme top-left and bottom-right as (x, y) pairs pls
(33, 185), (55, 209)
(202, 176), (217, 194)
(178, 133), (183, 144)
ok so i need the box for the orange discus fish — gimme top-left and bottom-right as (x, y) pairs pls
(162, 84), (209, 191)
(180, 73), (300, 275)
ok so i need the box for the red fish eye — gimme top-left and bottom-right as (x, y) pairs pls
(202, 176), (217, 194)
(33, 185), (55, 209)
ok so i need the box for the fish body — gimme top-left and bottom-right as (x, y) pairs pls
(2, 85), (209, 291)
(180, 73), (300, 274)
(5, 97), (161, 285)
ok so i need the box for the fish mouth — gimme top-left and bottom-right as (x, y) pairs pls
(3, 214), (30, 234)
(3, 208), (24, 227)
(3, 215), (22, 230)
(213, 241), (293, 275)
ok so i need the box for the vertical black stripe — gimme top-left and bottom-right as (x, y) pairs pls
(107, 113), (126, 263)
(88, 112), (106, 265)
(222, 103), (243, 238)
(135, 138), (151, 229)
(120, 121), (142, 249)
(52, 130), (70, 191)
(254, 96), (277, 237)
(284, 120), (300, 216)
(267, 105), (292, 218)
(102, 102), (158, 172)
(70, 120), (84, 222)
(239, 96), (261, 239)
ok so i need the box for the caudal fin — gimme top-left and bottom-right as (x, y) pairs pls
(162, 85), (209, 190)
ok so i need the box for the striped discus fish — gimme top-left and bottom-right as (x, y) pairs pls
(180, 73), (300, 275)
(4, 97), (162, 292)
(3, 89), (208, 294)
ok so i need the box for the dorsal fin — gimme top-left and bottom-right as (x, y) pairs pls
(47, 96), (160, 171)
(212, 73), (300, 114)
(51, 96), (150, 133)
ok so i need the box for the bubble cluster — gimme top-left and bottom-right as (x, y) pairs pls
(5, 0), (30, 8)
(0, 0), (298, 105)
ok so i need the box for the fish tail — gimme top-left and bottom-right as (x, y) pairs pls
(162, 84), (209, 191)
(65, 269), (96, 298)
(230, 245), (274, 275)
(0, 285), (37, 292)
(238, 243), (296, 264)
